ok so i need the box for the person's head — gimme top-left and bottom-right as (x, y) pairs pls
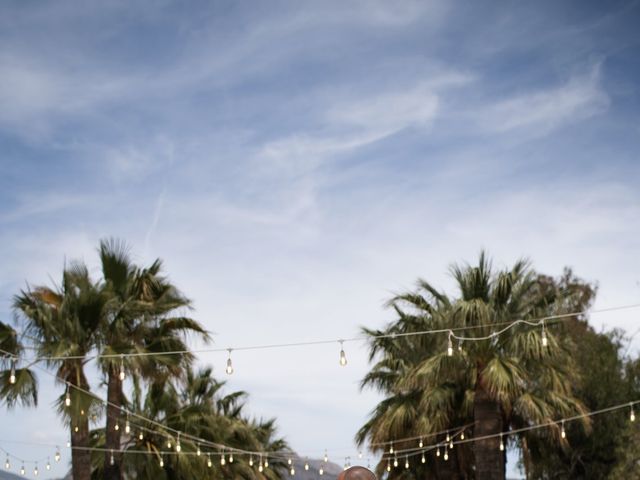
(336, 466), (377, 480)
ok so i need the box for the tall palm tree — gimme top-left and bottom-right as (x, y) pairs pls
(97, 239), (209, 480)
(359, 253), (589, 480)
(12, 262), (106, 480)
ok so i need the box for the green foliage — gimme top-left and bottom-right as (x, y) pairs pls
(358, 254), (591, 479)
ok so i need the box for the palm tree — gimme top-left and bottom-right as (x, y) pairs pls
(12, 262), (106, 480)
(89, 366), (290, 480)
(0, 321), (38, 409)
(97, 239), (209, 480)
(359, 253), (589, 480)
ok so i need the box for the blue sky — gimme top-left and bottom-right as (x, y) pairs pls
(1, 0), (640, 477)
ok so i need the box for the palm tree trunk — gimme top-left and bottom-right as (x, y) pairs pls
(104, 366), (123, 480)
(71, 416), (92, 480)
(474, 380), (505, 480)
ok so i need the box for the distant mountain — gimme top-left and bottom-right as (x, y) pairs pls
(290, 455), (344, 480)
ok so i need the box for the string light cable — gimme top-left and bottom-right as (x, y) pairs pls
(6, 302), (639, 364)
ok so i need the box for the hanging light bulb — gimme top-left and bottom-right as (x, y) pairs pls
(138, 431), (144, 441)
(196, 444), (201, 456)
(458, 339), (463, 352)
(339, 340), (347, 366)
(220, 453), (226, 466)
(166, 440), (171, 449)
(324, 450), (328, 462)
(125, 419), (130, 434)
(419, 437), (423, 448)
(304, 459), (309, 470)
(249, 455), (254, 467)
(114, 422), (119, 432)
(447, 331), (453, 356)
(389, 443), (394, 454)
(541, 322), (548, 347)
(288, 457), (292, 465)
(46, 459), (51, 471)
(9, 358), (16, 384)
(386, 459), (390, 472)
(175, 434), (181, 453)
(258, 455), (263, 472)
(65, 389), (71, 407)
(229, 453), (233, 463)
(264, 458), (269, 468)
(421, 452), (426, 464)
(74, 426), (79, 433)
(159, 456), (164, 468)
(446, 433), (450, 443)
(499, 434), (505, 451)
(55, 449), (61, 462)
(4, 456), (9, 470)
(461, 430), (465, 440)
(119, 356), (125, 381)
(259, 462), (264, 473)
(444, 447), (449, 461)
(630, 405), (636, 422)
(110, 450), (115, 466)
(358, 451), (363, 459)
(561, 421), (566, 439)
(225, 349), (234, 375)
(80, 409), (85, 416)
(290, 466), (295, 475)
(20, 463), (25, 475)
(436, 447), (440, 457)
(207, 454), (212, 468)
(450, 439), (454, 449)
(66, 440), (71, 448)
(405, 456), (409, 469)
(393, 456), (398, 468)
(319, 465), (323, 475)
(34, 463), (39, 476)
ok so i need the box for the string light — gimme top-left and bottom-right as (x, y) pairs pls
(443, 446), (449, 461)
(324, 450), (328, 462)
(304, 459), (309, 470)
(114, 422), (119, 432)
(229, 452), (233, 463)
(119, 356), (125, 381)
(389, 443), (394, 454)
(4, 456), (9, 470)
(630, 404), (636, 422)
(176, 434), (181, 453)
(20, 463), (25, 475)
(499, 434), (504, 451)
(225, 349), (234, 375)
(319, 464), (324, 475)
(196, 444), (201, 456)
(339, 340), (347, 366)
(166, 440), (171, 449)
(460, 430), (465, 440)
(419, 437), (423, 448)
(358, 450), (363, 459)
(447, 331), (453, 356)
(258, 455), (263, 472)
(34, 462), (38, 476)
(264, 458), (269, 468)
(249, 455), (253, 467)
(46, 459), (51, 471)
(55, 449), (61, 462)
(220, 453), (226, 466)
(110, 450), (115, 466)
(288, 457), (292, 465)
(393, 456), (398, 468)
(159, 455), (164, 468)
(290, 466), (295, 475)
(561, 421), (566, 439)
(541, 321), (548, 347)
(421, 452), (426, 464)
(125, 418), (130, 434)
(404, 456), (409, 469)
(436, 446), (440, 457)
(65, 387), (71, 407)
(9, 358), (16, 384)
(386, 459), (391, 472)
(138, 431), (144, 441)
(207, 454), (212, 468)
